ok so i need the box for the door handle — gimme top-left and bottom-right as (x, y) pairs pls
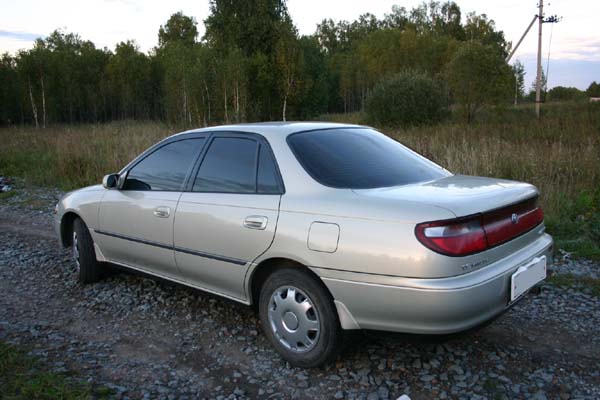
(153, 206), (171, 218)
(244, 215), (268, 230)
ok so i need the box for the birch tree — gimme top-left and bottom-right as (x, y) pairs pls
(275, 29), (300, 121)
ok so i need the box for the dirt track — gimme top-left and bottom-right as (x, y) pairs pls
(0, 187), (599, 399)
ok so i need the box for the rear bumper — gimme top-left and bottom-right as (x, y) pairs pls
(320, 232), (553, 334)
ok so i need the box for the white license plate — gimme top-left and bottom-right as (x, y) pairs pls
(510, 256), (547, 302)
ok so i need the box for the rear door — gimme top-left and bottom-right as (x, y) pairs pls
(96, 136), (207, 280)
(174, 133), (283, 301)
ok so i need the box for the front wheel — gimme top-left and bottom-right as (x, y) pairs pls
(72, 218), (105, 284)
(259, 268), (342, 367)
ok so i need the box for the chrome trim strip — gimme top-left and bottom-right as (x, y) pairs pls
(94, 229), (247, 266)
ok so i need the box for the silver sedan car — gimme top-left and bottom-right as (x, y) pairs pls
(55, 122), (553, 367)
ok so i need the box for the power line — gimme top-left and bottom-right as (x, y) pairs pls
(544, 21), (554, 97)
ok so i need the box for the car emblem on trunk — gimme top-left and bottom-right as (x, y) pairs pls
(511, 213), (519, 224)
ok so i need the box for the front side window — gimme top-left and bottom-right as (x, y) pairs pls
(193, 137), (258, 193)
(287, 128), (449, 189)
(123, 138), (205, 191)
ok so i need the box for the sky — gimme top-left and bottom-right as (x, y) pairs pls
(1, 0), (598, 90)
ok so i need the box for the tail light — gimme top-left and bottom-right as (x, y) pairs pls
(415, 216), (488, 257)
(415, 198), (544, 257)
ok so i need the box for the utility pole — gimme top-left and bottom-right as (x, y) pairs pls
(534, 3), (561, 117)
(535, 0), (544, 118)
(507, 2), (560, 117)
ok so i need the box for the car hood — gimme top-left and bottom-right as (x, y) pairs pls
(352, 175), (538, 218)
(61, 184), (103, 199)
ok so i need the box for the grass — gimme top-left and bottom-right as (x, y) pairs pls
(0, 102), (599, 257)
(546, 273), (600, 297)
(0, 341), (112, 399)
(0, 190), (18, 200)
(0, 120), (171, 190)
(482, 378), (504, 400)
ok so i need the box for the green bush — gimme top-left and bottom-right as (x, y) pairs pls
(547, 86), (587, 102)
(366, 70), (448, 127)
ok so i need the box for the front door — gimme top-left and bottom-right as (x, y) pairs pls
(174, 135), (284, 301)
(96, 137), (207, 280)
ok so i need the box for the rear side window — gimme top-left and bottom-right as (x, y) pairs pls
(257, 144), (281, 194)
(123, 138), (205, 191)
(287, 128), (448, 189)
(193, 137), (258, 193)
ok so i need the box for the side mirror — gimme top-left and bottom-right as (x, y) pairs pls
(102, 173), (119, 189)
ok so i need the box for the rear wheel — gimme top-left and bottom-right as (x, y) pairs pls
(72, 218), (104, 284)
(259, 268), (342, 367)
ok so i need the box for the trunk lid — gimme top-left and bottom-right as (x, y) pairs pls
(352, 175), (539, 218)
(354, 175), (545, 270)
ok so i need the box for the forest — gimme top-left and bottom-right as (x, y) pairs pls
(3, 0), (596, 128)
(1, 1), (599, 259)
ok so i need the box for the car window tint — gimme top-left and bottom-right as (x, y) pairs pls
(123, 138), (205, 191)
(257, 144), (281, 194)
(287, 128), (449, 189)
(193, 137), (257, 193)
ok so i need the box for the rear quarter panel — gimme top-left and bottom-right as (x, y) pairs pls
(255, 188), (550, 280)
(254, 191), (466, 279)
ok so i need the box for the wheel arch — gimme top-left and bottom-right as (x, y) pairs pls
(248, 257), (361, 330)
(60, 211), (82, 247)
(247, 257), (332, 308)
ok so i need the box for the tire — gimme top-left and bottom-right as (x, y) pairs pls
(72, 218), (104, 284)
(259, 267), (342, 367)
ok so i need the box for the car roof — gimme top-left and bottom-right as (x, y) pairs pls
(173, 121), (367, 140)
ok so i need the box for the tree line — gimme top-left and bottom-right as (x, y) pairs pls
(0, 0), (597, 127)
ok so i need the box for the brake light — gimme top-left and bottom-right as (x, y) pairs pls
(415, 199), (544, 257)
(415, 216), (488, 256)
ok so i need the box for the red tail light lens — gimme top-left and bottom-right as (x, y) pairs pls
(415, 216), (488, 256)
(415, 199), (544, 257)
(483, 204), (544, 246)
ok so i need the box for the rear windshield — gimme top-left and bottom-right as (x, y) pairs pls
(287, 128), (449, 189)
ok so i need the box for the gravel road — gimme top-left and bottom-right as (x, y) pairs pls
(1, 184), (599, 400)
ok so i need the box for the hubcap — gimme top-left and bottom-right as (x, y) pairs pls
(283, 311), (299, 331)
(72, 231), (80, 269)
(268, 286), (320, 353)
